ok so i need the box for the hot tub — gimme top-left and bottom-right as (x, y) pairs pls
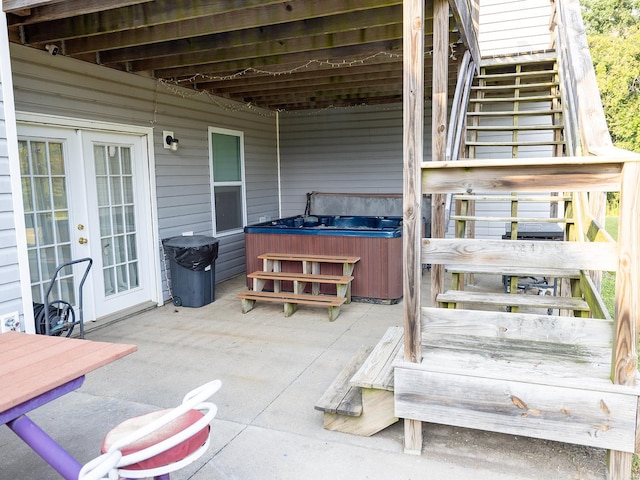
(244, 215), (404, 303)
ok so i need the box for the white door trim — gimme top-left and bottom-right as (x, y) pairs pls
(2, 15), (35, 333)
(16, 112), (163, 322)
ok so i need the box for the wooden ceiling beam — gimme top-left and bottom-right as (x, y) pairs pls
(234, 76), (405, 100)
(235, 62), (457, 102)
(6, 0), (153, 25)
(19, 0), (288, 43)
(204, 65), (459, 96)
(154, 39), (405, 79)
(22, 0), (402, 45)
(3, 0), (63, 12)
(128, 24), (405, 72)
(97, 5), (404, 64)
(267, 94), (404, 110)
(251, 94), (403, 109)
(201, 65), (404, 93)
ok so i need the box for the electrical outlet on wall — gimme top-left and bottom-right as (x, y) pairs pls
(0, 311), (20, 333)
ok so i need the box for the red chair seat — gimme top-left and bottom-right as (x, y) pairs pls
(101, 409), (209, 470)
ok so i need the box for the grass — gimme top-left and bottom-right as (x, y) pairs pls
(601, 217), (618, 317)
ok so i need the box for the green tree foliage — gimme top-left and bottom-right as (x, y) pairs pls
(581, 0), (640, 35)
(581, 0), (640, 153)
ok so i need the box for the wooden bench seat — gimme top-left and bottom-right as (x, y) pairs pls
(436, 289), (590, 315)
(315, 326), (402, 436)
(237, 290), (346, 321)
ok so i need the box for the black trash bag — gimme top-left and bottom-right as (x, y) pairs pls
(163, 235), (219, 271)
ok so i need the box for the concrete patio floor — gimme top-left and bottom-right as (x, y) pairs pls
(0, 274), (607, 479)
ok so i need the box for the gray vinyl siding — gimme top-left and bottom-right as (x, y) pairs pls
(0, 66), (23, 316)
(479, 0), (552, 56)
(278, 104), (433, 218)
(9, 44), (279, 297)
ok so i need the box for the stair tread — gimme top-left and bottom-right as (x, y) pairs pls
(467, 110), (563, 116)
(467, 125), (564, 131)
(470, 95), (560, 103)
(315, 346), (371, 416)
(450, 215), (568, 223)
(452, 194), (571, 202)
(445, 264), (580, 278)
(466, 140), (565, 146)
(471, 82), (559, 90)
(436, 290), (590, 310)
(350, 326), (404, 391)
(237, 290), (346, 306)
(247, 271), (353, 284)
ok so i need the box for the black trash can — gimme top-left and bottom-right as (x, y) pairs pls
(163, 235), (219, 307)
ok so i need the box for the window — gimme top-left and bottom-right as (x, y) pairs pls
(209, 127), (246, 235)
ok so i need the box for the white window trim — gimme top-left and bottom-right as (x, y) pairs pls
(208, 126), (247, 237)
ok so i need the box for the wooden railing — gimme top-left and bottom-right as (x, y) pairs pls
(444, 50), (476, 224)
(449, 0), (481, 66)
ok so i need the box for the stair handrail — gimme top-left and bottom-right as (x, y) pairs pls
(443, 50), (476, 225)
(550, 0), (640, 240)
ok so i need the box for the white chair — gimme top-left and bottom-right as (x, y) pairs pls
(79, 380), (221, 480)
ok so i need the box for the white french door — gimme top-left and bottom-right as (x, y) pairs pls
(18, 124), (157, 321)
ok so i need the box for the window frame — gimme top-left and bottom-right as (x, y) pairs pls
(208, 126), (247, 237)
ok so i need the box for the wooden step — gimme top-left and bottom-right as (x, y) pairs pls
(471, 82), (558, 91)
(315, 346), (371, 417)
(315, 326), (402, 436)
(258, 253), (360, 265)
(467, 109), (563, 117)
(350, 326), (403, 391)
(452, 195), (571, 202)
(247, 271), (353, 285)
(469, 94), (559, 103)
(475, 69), (558, 81)
(479, 51), (557, 67)
(436, 290), (590, 314)
(247, 271), (354, 301)
(465, 140), (565, 147)
(237, 290), (346, 321)
(445, 264), (581, 279)
(466, 125), (564, 132)
(449, 215), (568, 224)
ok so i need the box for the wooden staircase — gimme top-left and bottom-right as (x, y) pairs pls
(466, 52), (564, 161)
(442, 52), (585, 314)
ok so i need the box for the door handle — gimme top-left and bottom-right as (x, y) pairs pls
(78, 237), (88, 245)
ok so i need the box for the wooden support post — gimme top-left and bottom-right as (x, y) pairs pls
(430, 0), (449, 308)
(608, 161), (640, 480)
(402, 0), (425, 455)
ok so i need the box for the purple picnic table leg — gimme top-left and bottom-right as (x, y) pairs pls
(8, 414), (82, 480)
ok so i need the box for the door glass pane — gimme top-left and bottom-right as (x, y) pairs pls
(34, 177), (51, 210)
(96, 177), (109, 206)
(31, 142), (48, 175)
(49, 143), (64, 175)
(20, 138), (75, 306)
(94, 144), (139, 297)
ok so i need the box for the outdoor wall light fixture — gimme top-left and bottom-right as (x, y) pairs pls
(163, 130), (179, 151)
(45, 44), (60, 56)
